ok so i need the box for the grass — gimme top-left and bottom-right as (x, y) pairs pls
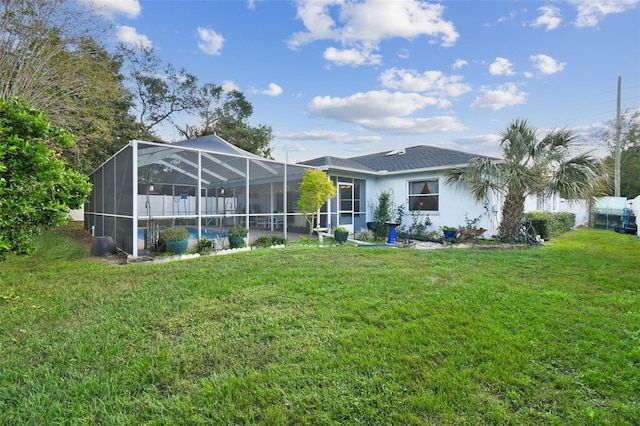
(1, 223), (639, 425)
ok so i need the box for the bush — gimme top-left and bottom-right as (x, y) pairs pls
(227, 223), (248, 238)
(355, 229), (374, 241)
(158, 226), (189, 242)
(197, 238), (213, 253)
(524, 211), (576, 240)
(253, 235), (287, 248)
(369, 190), (394, 240)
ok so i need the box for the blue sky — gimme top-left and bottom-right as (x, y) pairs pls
(79, 0), (640, 163)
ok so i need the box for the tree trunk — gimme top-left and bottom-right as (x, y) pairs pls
(499, 190), (526, 240)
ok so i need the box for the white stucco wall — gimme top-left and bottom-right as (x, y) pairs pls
(367, 171), (500, 237)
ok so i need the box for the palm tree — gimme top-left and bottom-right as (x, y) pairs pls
(445, 119), (609, 240)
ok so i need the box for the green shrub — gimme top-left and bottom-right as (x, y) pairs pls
(253, 235), (287, 248)
(355, 229), (374, 241)
(227, 223), (248, 238)
(158, 226), (189, 242)
(524, 211), (576, 240)
(197, 238), (213, 253)
(370, 190), (394, 240)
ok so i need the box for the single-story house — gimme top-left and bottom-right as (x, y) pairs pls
(300, 145), (503, 236)
(97, 134), (629, 257)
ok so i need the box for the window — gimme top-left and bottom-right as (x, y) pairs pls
(408, 180), (439, 211)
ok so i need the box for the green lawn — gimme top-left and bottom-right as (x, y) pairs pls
(1, 225), (639, 425)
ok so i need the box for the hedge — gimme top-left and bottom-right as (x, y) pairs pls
(524, 211), (576, 240)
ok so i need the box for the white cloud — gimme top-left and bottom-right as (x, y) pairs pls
(450, 134), (503, 158)
(288, 0), (459, 59)
(568, 0), (639, 27)
(116, 25), (152, 48)
(275, 130), (381, 145)
(308, 90), (465, 134)
(260, 83), (283, 97)
(484, 10), (518, 27)
(78, 0), (141, 19)
(197, 27), (225, 56)
(335, 135), (382, 144)
(397, 49), (410, 59)
(221, 80), (240, 92)
(323, 46), (382, 66)
(357, 116), (467, 134)
(276, 130), (350, 140)
(278, 142), (306, 153)
(309, 90), (441, 121)
(529, 54), (566, 75)
(452, 59), (468, 70)
(470, 83), (528, 110)
(531, 6), (562, 31)
(489, 57), (515, 76)
(379, 68), (471, 97)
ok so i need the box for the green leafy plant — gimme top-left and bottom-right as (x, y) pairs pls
(355, 229), (374, 242)
(456, 214), (486, 243)
(227, 223), (248, 238)
(333, 226), (349, 234)
(404, 211), (432, 240)
(441, 225), (456, 231)
(253, 235), (286, 248)
(0, 98), (92, 260)
(197, 237), (213, 253)
(158, 226), (189, 242)
(369, 189), (394, 240)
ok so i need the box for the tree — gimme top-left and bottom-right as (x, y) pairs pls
(118, 43), (199, 136)
(56, 38), (147, 173)
(175, 83), (274, 158)
(597, 108), (640, 198)
(297, 169), (336, 234)
(445, 119), (608, 241)
(1, 1), (142, 173)
(0, 98), (92, 260)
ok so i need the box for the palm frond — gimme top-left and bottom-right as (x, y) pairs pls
(444, 157), (504, 202)
(548, 153), (608, 204)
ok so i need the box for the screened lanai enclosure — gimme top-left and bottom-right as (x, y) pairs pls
(84, 135), (314, 258)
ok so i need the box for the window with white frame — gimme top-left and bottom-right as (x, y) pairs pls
(408, 180), (439, 211)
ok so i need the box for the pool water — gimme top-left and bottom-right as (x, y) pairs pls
(138, 227), (226, 240)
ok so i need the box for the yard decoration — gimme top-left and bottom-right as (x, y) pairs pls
(441, 226), (457, 240)
(333, 226), (349, 244)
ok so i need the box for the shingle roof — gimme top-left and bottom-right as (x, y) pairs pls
(300, 156), (377, 172)
(301, 145), (498, 174)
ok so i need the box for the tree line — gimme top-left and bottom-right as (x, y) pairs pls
(0, 0), (273, 175)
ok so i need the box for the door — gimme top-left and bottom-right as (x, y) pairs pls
(338, 182), (354, 233)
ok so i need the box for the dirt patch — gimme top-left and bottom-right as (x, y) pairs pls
(56, 222), (94, 246)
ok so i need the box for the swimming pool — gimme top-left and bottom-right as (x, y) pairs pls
(138, 227), (226, 240)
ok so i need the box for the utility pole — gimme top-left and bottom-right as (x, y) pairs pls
(614, 76), (621, 197)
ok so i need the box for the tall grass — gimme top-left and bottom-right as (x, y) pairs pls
(1, 224), (638, 424)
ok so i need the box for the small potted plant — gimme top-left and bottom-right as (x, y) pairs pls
(333, 226), (349, 244)
(441, 225), (457, 240)
(227, 223), (248, 248)
(159, 226), (189, 255)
